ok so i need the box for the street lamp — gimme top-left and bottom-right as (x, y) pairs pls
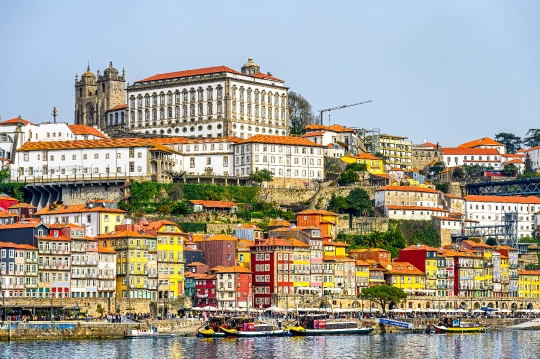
(219, 283), (224, 315)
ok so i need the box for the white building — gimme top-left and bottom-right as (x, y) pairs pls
(441, 147), (502, 168)
(233, 134), (325, 188)
(12, 138), (180, 182)
(457, 137), (506, 155)
(384, 205), (449, 220)
(302, 124), (363, 155)
(126, 58), (288, 139)
(464, 195), (540, 238)
(375, 186), (441, 210)
(525, 145), (540, 170)
(97, 246), (116, 298)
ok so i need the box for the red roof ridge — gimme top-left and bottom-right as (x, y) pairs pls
(135, 66), (241, 83)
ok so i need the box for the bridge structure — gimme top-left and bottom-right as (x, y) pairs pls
(451, 212), (519, 248)
(466, 177), (540, 196)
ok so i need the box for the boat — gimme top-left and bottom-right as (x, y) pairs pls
(221, 323), (286, 337)
(431, 318), (488, 333)
(288, 314), (374, 336)
(124, 326), (174, 339)
(197, 327), (226, 338)
(196, 315), (231, 338)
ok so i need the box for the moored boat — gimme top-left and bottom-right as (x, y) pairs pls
(432, 319), (488, 333)
(124, 327), (174, 339)
(289, 314), (373, 336)
(221, 323), (286, 337)
(197, 328), (226, 338)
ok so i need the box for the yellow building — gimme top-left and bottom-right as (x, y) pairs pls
(236, 240), (252, 270)
(290, 239), (311, 290)
(385, 262), (425, 291)
(97, 230), (157, 299)
(323, 256), (336, 293)
(341, 153), (384, 174)
(145, 220), (185, 299)
(355, 260), (370, 295)
(518, 270), (540, 298)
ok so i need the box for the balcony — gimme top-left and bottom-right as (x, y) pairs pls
(437, 273), (448, 279)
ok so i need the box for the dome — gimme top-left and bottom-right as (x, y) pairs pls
(241, 57), (260, 75)
(103, 61), (119, 77)
(243, 57), (259, 68)
(82, 65), (95, 78)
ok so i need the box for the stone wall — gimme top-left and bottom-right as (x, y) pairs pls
(62, 183), (125, 205)
(258, 188), (317, 206)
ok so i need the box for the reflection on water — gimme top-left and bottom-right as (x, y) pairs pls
(0, 331), (539, 359)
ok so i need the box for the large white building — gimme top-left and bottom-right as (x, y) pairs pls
(302, 124), (363, 155)
(233, 134), (325, 188)
(464, 195), (540, 238)
(125, 58), (289, 139)
(441, 147), (502, 168)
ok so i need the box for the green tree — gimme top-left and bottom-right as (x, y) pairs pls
(249, 169), (274, 185)
(485, 237), (498, 246)
(288, 91), (316, 135)
(429, 161), (446, 178)
(524, 153), (534, 176)
(346, 187), (371, 217)
(328, 195), (348, 213)
(495, 132), (522, 154)
(524, 129), (540, 148)
(435, 183), (449, 193)
(346, 162), (367, 172)
(463, 164), (484, 178)
(96, 303), (106, 318)
(452, 167), (466, 180)
(339, 170), (359, 185)
(360, 285), (407, 314)
(503, 163), (519, 176)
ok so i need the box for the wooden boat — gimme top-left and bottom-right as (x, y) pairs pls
(221, 323), (286, 337)
(288, 321), (373, 336)
(197, 328), (226, 338)
(432, 320), (488, 333)
(124, 327), (174, 339)
(197, 315), (232, 338)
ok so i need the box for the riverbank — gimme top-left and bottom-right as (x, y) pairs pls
(0, 319), (203, 341)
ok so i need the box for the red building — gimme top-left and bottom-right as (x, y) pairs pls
(296, 210), (338, 239)
(348, 248), (391, 263)
(0, 194), (18, 211)
(194, 273), (217, 307)
(396, 244), (439, 273)
(215, 266), (253, 310)
(198, 234), (237, 269)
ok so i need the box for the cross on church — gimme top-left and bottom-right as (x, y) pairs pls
(52, 107), (57, 123)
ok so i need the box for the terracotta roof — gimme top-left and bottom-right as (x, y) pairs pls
(268, 219), (292, 227)
(36, 235), (71, 242)
(204, 234), (237, 241)
(501, 153), (524, 158)
(35, 204), (125, 215)
(297, 209), (338, 216)
(252, 72), (284, 82)
(465, 195), (540, 204)
(235, 224), (262, 230)
(237, 134), (324, 147)
(154, 136), (241, 145)
(441, 147), (500, 155)
(0, 241), (37, 250)
(349, 153), (383, 161)
(215, 265), (252, 274)
(387, 205), (448, 212)
(95, 231), (155, 239)
(304, 124), (355, 133)
(376, 185), (438, 194)
(8, 203), (35, 209)
(390, 167), (404, 172)
(334, 241), (350, 247)
(444, 194), (463, 199)
(461, 240), (492, 248)
(355, 260), (370, 266)
(0, 117), (35, 126)
(400, 244), (439, 251)
(415, 141), (438, 148)
(98, 246), (116, 253)
(68, 125), (107, 138)
(18, 138), (173, 152)
(144, 220), (182, 232)
(458, 137), (504, 149)
(385, 262), (423, 275)
(108, 104), (127, 111)
(518, 270), (540, 275)
(189, 200), (237, 208)
(0, 210), (17, 218)
(186, 262), (206, 267)
(0, 222), (45, 229)
(136, 66), (241, 83)
(504, 159), (523, 165)
(302, 131), (326, 138)
(252, 237), (309, 248)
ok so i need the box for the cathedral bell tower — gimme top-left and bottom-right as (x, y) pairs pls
(74, 62), (126, 129)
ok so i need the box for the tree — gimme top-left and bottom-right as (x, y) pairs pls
(503, 163), (518, 177)
(346, 187), (371, 217)
(328, 194), (348, 213)
(524, 129), (540, 148)
(338, 170), (359, 185)
(452, 167), (466, 180)
(346, 162), (367, 172)
(524, 153), (534, 176)
(288, 91), (316, 135)
(429, 161), (446, 178)
(486, 237), (498, 246)
(360, 285), (407, 314)
(463, 164), (484, 178)
(96, 303), (106, 318)
(249, 169), (274, 185)
(495, 132), (522, 154)
(435, 183), (449, 194)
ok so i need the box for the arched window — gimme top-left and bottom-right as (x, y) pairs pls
(208, 103), (213, 115)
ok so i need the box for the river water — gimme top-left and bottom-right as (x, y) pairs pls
(0, 331), (537, 359)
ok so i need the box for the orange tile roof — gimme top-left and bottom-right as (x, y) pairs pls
(136, 66), (241, 83)
(215, 265), (252, 274)
(35, 204), (125, 215)
(108, 104), (127, 111)
(461, 240), (491, 248)
(502, 153), (524, 158)
(252, 237), (309, 248)
(390, 167), (403, 171)
(355, 260), (370, 266)
(334, 241), (350, 247)
(441, 147), (500, 155)
(415, 141), (438, 148)
(385, 262), (423, 275)
(302, 131), (326, 138)
(36, 235), (71, 242)
(18, 138), (173, 152)
(252, 72), (284, 82)
(0, 222), (45, 229)
(186, 262), (206, 267)
(0, 210), (17, 218)
(504, 159), (524, 165)
(400, 244), (439, 251)
(144, 220), (183, 232)
(68, 124), (107, 138)
(458, 137), (504, 149)
(205, 234), (238, 241)
(465, 195), (540, 204)
(387, 205), (449, 212)
(237, 134), (324, 147)
(0, 241), (37, 250)
(268, 219), (292, 227)
(350, 153), (383, 161)
(377, 185), (438, 194)
(518, 270), (540, 275)
(189, 200), (237, 208)
(297, 209), (338, 216)
(98, 246), (116, 253)
(95, 230), (155, 239)
(444, 194), (463, 199)
(0, 117), (35, 126)
(8, 203), (35, 209)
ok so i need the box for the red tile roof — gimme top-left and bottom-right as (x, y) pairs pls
(18, 138), (173, 152)
(0, 241), (37, 250)
(304, 124), (355, 133)
(458, 137), (503, 149)
(252, 237), (309, 248)
(441, 147), (500, 155)
(376, 185), (438, 194)
(253, 72), (284, 82)
(268, 219), (292, 227)
(415, 141), (438, 148)
(215, 265), (252, 274)
(35, 204), (125, 215)
(400, 244), (439, 251)
(297, 209), (338, 216)
(465, 195), (540, 204)
(98, 246), (116, 253)
(350, 153), (383, 161)
(108, 104), (127, 111)
(385, 262), (423, 275)
(189, 200), (237, 208)
(204, 234), (238, 241)
(302, 131), (326, 137)
(237, 134), (324, 147)
(135, 66), (241, 83)
(68, 125), (107, 138)
(0, 117), (35, 126)
(95, 230), (155, 239)
(504, 159), (524, 165)
(501, 153), (524, 158)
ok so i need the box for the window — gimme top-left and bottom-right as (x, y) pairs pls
(129, 162), (135, 172)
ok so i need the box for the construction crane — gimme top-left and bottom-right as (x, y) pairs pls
(318, 100), (372, 125)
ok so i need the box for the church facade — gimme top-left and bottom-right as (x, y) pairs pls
(125, 58), (289, 139)
(74, 62), (126, 129)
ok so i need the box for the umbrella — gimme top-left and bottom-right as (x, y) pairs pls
(265, 306), (285, 312)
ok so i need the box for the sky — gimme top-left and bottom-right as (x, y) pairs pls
(1, 1), (539, 147)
